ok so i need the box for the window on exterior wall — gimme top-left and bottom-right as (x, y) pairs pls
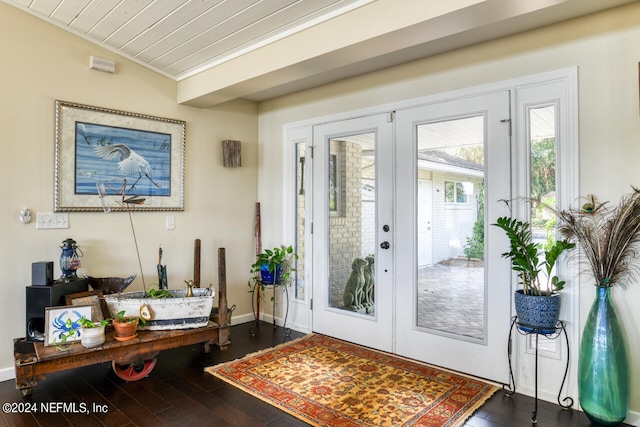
(329, 153), (338, 212)
(444, 181), (471, 203)
(295, 142), (306, 301)
(528, 104), (559, 354)
(329, 143), (344, 217)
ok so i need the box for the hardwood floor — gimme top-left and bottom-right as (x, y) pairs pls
(0, 321), (631, 426)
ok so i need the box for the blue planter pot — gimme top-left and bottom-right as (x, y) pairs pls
(259, 263), (282, 284)
(514, 290), (560, 332)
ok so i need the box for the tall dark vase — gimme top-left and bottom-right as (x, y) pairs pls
(578, 286), (629, 426)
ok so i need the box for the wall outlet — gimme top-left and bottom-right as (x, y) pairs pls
(36, 213), (69, 229)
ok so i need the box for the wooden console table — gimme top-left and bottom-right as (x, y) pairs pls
(14, 321), (229, 395)
(15, 247), (232, 395)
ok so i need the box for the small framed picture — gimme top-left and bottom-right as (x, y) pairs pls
(44, 305), (93, 347)
(65, 290), (109, 323)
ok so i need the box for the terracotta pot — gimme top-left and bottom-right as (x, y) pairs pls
(112, 317), (139, 341)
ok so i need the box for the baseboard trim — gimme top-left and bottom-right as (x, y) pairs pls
(626, 410), (640, 427)
(0, 366), (14, 382)
(518, 385), (640, 426)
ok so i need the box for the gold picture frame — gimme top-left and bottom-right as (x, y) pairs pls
(54, 100), (185, 212)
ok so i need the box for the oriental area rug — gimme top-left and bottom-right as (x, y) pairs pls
(205, 334), (498, 427)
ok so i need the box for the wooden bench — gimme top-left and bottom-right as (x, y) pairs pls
(14, 322), (229, 395)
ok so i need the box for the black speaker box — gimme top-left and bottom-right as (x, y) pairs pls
(25, 278), (88, 342)
(31, 261), (53, 286)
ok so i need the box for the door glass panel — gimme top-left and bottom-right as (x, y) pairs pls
(416, 116), (486, 340)
(295, 142), (306, 300)
(328, 132), (376, 315)
(528, 105), (558, 353)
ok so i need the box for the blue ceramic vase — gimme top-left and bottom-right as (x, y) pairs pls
(578, 286), (629, 426)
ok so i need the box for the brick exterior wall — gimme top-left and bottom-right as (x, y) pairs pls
(329, 140), (363, 307)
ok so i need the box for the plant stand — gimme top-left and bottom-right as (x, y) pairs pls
(504, 316), (573, 423)
(249, 279), (291, 338)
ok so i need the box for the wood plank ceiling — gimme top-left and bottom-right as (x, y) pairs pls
(3, 0), (370, 80)
(3, 0), (636, 105)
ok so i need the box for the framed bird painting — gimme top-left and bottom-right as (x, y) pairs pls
(54, 100), (185, 211)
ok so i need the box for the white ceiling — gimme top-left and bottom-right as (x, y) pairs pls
(3, 0), (370, 80)
(2, 0), (636, 105)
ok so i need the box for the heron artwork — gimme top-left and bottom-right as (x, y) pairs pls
(94, 144), (160, 191)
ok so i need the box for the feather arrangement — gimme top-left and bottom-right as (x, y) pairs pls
(551, 187), (640, 288)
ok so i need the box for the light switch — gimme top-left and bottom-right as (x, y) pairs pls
(166, 216), (175, 230)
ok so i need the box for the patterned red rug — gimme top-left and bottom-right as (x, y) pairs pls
(206, 334), (498, 427)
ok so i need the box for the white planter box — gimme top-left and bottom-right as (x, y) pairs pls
(104, 288), (214, 330)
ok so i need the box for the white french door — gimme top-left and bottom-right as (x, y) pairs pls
(394, 91), (512, 382)
(311, 113), (394, 352)
(310, 92), (511, 382)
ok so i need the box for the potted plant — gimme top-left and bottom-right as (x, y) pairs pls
(550, 190), (640, 425)
(53, 316), (109, 350)
(493, 216), (574, 330)
(250, 245), (298, 286)
(78, 317), (109, 348)
(112, 310), (146, 341)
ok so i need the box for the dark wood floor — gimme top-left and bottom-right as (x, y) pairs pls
(0, 321), (631, 426)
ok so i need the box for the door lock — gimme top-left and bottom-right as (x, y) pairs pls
(380, 241), (390, 249)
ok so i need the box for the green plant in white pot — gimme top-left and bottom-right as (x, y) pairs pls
(493, 216), (574, 330)
(78, 317), (109, 348)
(53, 316), (109, 350)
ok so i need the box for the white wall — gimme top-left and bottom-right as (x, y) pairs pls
(0, 3), (259, 376)
(258, 2), (640, 416)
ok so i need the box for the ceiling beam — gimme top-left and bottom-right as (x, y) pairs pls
(177, 0), (633, 107)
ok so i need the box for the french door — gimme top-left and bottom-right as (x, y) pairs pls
(311, 113), (394, 352)
(311, 92), (512, 382)
(394, 91), (512, 382)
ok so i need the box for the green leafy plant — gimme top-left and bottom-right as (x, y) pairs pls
(145, 288), (172, 299)
(114, 310), (147, 327)
(250, 245), (298, 284)
(464, 182), (485, 260)
(248, 245), (298, 301)
(493, 216), (574, 295)
(53, 316), (109, 350)
(78, 317), (109, 328)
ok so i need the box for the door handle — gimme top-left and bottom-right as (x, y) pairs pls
(380, 241), (390, 249)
